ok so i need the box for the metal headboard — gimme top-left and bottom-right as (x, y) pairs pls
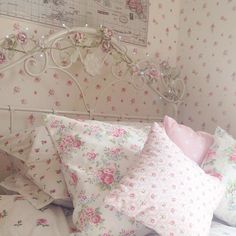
(0, 26), (185, 132)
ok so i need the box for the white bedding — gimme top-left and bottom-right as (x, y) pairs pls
(0, 195), (71, 236)
(1, 195), (236, 236)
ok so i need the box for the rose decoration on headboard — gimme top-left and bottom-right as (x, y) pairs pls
(0, 25), (184, 105)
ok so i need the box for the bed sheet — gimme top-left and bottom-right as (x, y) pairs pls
(0, 195), (71, 236)
(1, 195), (236, 236)
(209, 221), (236, 236)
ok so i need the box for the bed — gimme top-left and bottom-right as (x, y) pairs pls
(1, 195), (236, 236)
(0, 26), (235, 236)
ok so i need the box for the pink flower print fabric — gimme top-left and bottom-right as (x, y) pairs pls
(0, 173), (53, 209)
(45, 114), (153, 236)
(201, 127), (236, 226)
(0, 126), (70, 206)
(106, 122), (224, 236)
(0, 195), (70, 236)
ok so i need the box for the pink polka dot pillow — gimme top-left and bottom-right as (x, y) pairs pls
(164, 116), (214, 164)
(105, 122), (224, 236)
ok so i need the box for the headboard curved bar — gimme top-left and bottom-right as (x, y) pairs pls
(0, 26), (185, 125)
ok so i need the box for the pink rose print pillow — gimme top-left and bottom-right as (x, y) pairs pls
(164, 116), (214, 164)
(0, 126), (70, 206)
(46, 114), (154, 236)
(106, 122), (224, 236)
(201, 127), (236, 226)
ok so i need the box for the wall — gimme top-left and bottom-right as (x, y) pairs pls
(177, 0), (236, 136)
(0, 0), (181, 179)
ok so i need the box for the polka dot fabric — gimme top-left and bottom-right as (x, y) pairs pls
(105, 122), (225, 236)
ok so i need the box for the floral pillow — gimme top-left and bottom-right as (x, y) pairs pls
(46, 114), (153, 235)
(201, 127), (236, 226)
(0, 173), (53, 209)
(0, 126), (70, 205)
(105, 123), (224, 236)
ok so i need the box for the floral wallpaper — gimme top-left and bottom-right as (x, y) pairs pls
(177, 0), (236, 136)
(0, 0), (180, 180)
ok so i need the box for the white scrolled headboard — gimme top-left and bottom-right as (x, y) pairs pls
(0, 26), (185, 133)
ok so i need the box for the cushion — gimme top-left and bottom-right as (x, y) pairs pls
(164, 116), (214, 164)
(45, 114), (153, 235)
(201, 127), (236, 226)
(0, 173), (53, 209)
(105, 122), (224, 236)
(0, 127), (70, 204)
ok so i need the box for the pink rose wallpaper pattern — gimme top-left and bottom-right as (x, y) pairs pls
(177, 0), (236, 136)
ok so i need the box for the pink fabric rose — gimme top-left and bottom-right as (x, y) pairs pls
(231, 155), (236, 162)
(97, 168), (115, 185)
(102, 27), (113, 39)
(59, 135), (82, 152)
(101, 40), (112, 52)
(145, 66), (160, 80)
(70, 172), (78, 185)
(87, 152), (97, 160)
(78, 212), (87, 229)
(112, 128), (126, 137)
(110, 148), (121, 156)
(90, 214), (102, 224)
(50, 120), (60, 128)
(84, 207), (95, 218)
(17, 32), (28, 44)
